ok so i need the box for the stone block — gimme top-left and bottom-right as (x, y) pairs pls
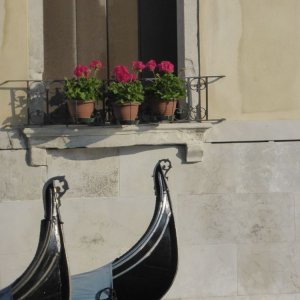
(0, 150), (46, 201)
(177, 193), (295, 245)
(46, 148), (119, 198)
(267, 142), (300, 193)
(167, 245), (237, 298)
(191, 142), (276, 194)
(60, 195), (154, 274)
(0, 199), (42, 288)
(119, 145), (183, 197)
(120, 142), (278, 197)
(238, 243), (300, 295)
(176, 141), (300, 195)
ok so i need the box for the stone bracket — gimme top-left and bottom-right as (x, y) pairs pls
(28, 147), (47, 166)
(23, 123), (211, 166)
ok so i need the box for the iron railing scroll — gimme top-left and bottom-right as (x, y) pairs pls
(185, 75), (225, 122)
(0, 76), (225, 127)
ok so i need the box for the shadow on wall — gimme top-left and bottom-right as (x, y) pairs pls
(0, 84), (29, 127)
(0, 81), (69, 127)
(47, 145), (184, 162)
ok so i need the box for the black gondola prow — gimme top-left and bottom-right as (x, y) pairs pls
(0, 176), (71, 300)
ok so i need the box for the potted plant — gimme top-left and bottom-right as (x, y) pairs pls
(64, 59), (103, 123)
(108, 61), (145, 124)
(145, 60), (185, 120)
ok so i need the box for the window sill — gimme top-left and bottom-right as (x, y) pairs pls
(23, 123), (212, 166)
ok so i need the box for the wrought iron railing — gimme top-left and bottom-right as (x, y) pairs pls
(0, 76), (224, 126)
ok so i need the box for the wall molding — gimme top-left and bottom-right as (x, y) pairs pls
(23, 123), (212, 166)
(205, 120), (300, 143)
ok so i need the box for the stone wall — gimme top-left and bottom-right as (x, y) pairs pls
(1, 121), (300, 299)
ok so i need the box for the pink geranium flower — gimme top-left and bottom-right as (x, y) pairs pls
(73, 65), (89, 78)
(113, 65), (138, 83)
(113, 65), (129, 75)
(115, 72), (131, 83)
(157, 61), (174, 73)
(146, 59), (157, 72)
(89, 60), (103, 70)
(132, 61), (146, 71)
(65, 58), (104, 101)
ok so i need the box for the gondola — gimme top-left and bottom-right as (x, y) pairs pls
(0, 177), (70, 300)
(0, 159), (178, 300)
(72, 159), (178, 300)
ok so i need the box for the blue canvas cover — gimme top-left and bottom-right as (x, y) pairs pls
(71, 263), (112, 300)
(0, 286), (12, 300)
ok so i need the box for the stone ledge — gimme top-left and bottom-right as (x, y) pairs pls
(205, 120), (300, 143)
(23, 123), (212, 165)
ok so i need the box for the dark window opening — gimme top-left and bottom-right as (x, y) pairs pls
(138, 0), (178, 76)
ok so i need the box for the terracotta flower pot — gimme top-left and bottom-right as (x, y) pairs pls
(112, 102), (140, 124)
(67, 100), (95, 123)
(151, 99), (178, 118)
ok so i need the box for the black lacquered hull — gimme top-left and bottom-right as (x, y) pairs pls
(11, 220), (69, 300)
(113, 218), (177, 300)
(112, 160), (178, 300)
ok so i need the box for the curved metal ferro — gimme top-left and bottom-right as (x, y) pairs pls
(158, 158), (172, 178)
(0, 177), (70, 300)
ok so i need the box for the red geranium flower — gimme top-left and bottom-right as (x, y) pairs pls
(132, 61), (146, 71)
(113, 65), (139, 83)
(89, 60), (103, 70)
(157, 61), (174, 73)
(146, 59), (157, 72)
(115, 72), (131, 83)
(73, 65), (89, 78)
(113, 65), (129, 75)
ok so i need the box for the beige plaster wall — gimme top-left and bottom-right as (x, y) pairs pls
(0, 0), (29, 126)
(200, 0), (300, 120)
